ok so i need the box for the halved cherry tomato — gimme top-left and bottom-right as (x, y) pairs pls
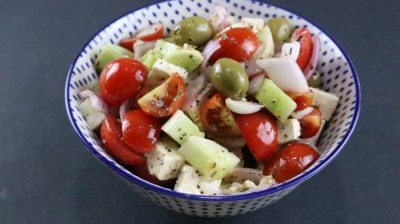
(291, 28), (313, 71)
(120, 37), (137, 51)
(210, 27), (259, 63)
(100, 116), (146, 167)
(299, 107), (322, 138)
(99, 58), (148, 106)
(263, 143), (319, 183)
(120, 23), (164, 51)
(287, 91), (314, 111)
(138, 74), (186, 118)
(122, 110), (161, 153)
(200, 93), (241, 138)
(234, 111), (278, 162)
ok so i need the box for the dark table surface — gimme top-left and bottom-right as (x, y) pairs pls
(1, 0), (399, 223)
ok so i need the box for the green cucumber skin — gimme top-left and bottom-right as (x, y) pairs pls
(255, 79), (296, 122)
(178, 136), (240, 180)
(95, 44), (134, 73)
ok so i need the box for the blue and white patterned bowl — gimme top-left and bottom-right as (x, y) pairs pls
(65, 0), (361, 217)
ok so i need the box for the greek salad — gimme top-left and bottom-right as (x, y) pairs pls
(78, 5), (339, 195)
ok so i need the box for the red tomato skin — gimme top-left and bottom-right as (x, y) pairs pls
(287, 91), (314, 111)
(138, 74), (186, 118)
(292, 28), (313, 71)
(100, 116), (146, 167)
(120, 37), (137, 51)
(263, 143), (319, 183)
(119, 24), (164, 51)
(100, 58), (148, 106)
(234, 111), (278, 162)
(299, 107), (322, 138)
(122, 110), (161, 153)
(210, 27), (259, 63)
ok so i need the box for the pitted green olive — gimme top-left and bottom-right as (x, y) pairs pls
(170, 16), (213, 46)
(210, 58), (249, 100)
(267, 17), (292, 43)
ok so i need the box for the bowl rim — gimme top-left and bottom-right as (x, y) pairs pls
(65, 0), (361, 201)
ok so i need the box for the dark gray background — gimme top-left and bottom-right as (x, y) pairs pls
(1, 0), (399, 223)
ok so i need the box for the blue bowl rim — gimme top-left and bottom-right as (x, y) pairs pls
(65, 0), (361, 202)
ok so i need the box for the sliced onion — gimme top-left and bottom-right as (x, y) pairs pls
(256, 57), (309, 92)
(136, 23), (163, 39)
(247, 73), (265, 95)
(79, 90), (108, 114)
(225, 98), (263, 114)
(119, 100), (130, 121)
(181, 74), (208, 111)
(230, 168), (264, 184)
(291, 107), (313, 119)
(245, 59), (263, 77)
(281, 41), (300, 61)
(213, 137), (246, 150)
(201, 38), (221, 68)
(303, 35), (321, 80)
(133, 40), (156, 59)
(210, 4), (228, 32)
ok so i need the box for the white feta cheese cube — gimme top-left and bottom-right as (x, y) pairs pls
(240, 18), (265, 33)
(174, 165), (201, 195)
(199, 178), (222, 195)
(311, 87), (339, 121)
(145, 138), (185, 181)
(147, 59), (188, 87)
(79, 98), (106, 130)
(278, 119), (301, 143)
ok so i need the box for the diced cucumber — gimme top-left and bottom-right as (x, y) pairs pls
(174, 165), (201, 195)
(161, 110), (205, 145)
(146, 59), (188, 88)
(145, 137), (185, 181)
(178, 136), (240, 180)
(95, 44), (134, 72)
(140, 40), (203, 72)
(255, 78), (296, 122)
(164, 48), (204, 73)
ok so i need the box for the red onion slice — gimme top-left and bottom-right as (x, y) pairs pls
(181, 74), (208, 111)
(210, 4), (229, 32)
(245, 59), (264, 77)
(133, 40), (156, 59)
(79, 90), (108, 114)
(247, 73), (265, 95)
(201, 38), (221, 68)
(136, 23), (163, 39)
(119, 100), (130, 121)
(303, 35), (321, 80)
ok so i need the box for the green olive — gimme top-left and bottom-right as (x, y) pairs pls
(210, 58), (249, 100)
(170, 16), (213, 46)
(266, 17), (292, 43)
(308, 71), (322, 88)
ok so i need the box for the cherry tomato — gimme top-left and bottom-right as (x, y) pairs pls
(120, 37), (137, 51)
(200, 93), (241, 138)
(210, 27), (259, 63)
(99, 58), (148, 106)
(291, 28), (313, 71)
(299, 107), (322, 138)
(138, 74), (186, 118)
(119, 23), (164, 51)
(234, 111), (278, 162)
(287, 91), (314, 111)
(122, 110), (161, 153)
(263, 143), (319, 183)
(100, 116), (146, 167)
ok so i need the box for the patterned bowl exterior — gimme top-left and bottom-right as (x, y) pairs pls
(65, 0), (361, 217)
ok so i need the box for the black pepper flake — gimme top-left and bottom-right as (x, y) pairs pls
(189, 54), (193, 59)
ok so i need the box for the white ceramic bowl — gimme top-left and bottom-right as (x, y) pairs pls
(65, 0), (361, 217)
